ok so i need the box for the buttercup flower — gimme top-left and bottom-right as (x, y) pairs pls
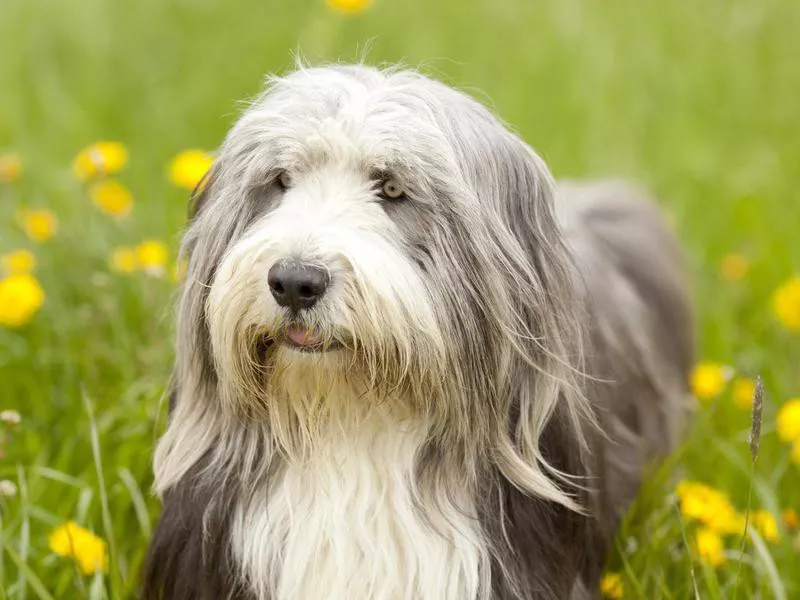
(695, 527), (726, 567)
(690, 362), (731, 401)
(135, 240), (169, 276)
(777, 399), (800, 443)
(720, 253), (749, 281)
(89, 180), (133, 218)
(327, 0), (373, 13)
(677, 480), (745, 535)
(783, 508), (798, 530)
(752, 509), (779, 543)
(732, 378), (756, 410)
(109, 247), (138, 274)
(20, 209), (58, 242)
(0, 273), (45, 327)
(169, 150), (213, 190)
(48, 521), (108, 575)
(73, 141), (128, 181)
(1, 250), (35, 275)
(772, 276), (800, 331)
(599, 572), (623, 599)
(0, 153), (23, 183)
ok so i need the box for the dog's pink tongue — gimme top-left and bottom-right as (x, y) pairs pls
(286, 326), (322, 347)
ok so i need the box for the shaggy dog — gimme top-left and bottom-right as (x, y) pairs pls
(142, 64), (693, 600)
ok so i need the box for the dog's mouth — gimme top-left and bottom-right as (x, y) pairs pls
(276, 325), (343, 353)
(254, 324), (345, 359)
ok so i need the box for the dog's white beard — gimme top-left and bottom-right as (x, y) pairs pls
(230, 392), (490, 600)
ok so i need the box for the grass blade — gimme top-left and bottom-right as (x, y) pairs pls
(118, 468), (152, 538)
(2, 545), (55, 600)
(749, 529), (786, 600)
(32, 467), (86, 489)
(16, 465), (30, 600)
(673, 499), (701, 600)
(82, 390), (122, 595)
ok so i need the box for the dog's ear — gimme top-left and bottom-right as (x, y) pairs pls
(493, 135), (561, 263)
(469, 126), (595, 511)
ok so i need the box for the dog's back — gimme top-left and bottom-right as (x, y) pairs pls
(556, 180), (693, 541)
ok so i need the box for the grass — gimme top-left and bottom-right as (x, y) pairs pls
(1, 0), (799, 597)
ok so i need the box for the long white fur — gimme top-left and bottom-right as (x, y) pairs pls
(231, 401), (489, 600)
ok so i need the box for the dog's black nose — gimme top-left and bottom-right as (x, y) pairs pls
(268, 263), (329, 311)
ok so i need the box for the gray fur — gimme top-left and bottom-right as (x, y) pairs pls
(143, 65), (692, 600)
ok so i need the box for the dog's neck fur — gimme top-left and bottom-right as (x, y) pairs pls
(146, 351), (605, 600)
(145, 380), (601, 600)
(232, 392), (490, 600)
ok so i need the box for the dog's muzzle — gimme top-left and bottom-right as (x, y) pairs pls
(266, 260), (342, 352)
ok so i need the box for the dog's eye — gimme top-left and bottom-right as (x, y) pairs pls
(380, 178), (405, 201)
(277, 171), (292, 190)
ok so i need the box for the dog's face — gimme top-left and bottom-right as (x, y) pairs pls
(205, 77), (449, 398)
(181, 66), (573, 430)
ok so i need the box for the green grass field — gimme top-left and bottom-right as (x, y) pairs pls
(1, 0), (799, 597)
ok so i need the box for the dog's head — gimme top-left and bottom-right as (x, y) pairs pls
(166, 65), (589, 507)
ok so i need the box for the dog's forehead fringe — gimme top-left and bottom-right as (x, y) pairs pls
(232, 66), (479, 172)
(263, 66), (464, 122)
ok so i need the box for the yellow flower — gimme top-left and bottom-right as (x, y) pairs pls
(719, 254), (749, 281)
(169, 150), (214, 190)
(599, 572), (623, 599)
(20, 209), (58, 242)
(73, 141), (128, 181)
(0, 273), (45, 327)
(1, 249), (36, 275)
(89, 180), (134, 218)
(135, 240), (169, 276)
(695, 527), (726, 567)
(48, 521), (108, 575)
(109, 247), (138, 274)
(327, 0), (373, 13)
(676, 480), (745, 535)
(752, 509), (779, 543)
(772, 276), (800, 331)
(783, 508), (798, 530)
(732, 378), (756, 410)
(690, 362), (731, 401)
(777, 399), (800, 443)
(0, 153), (23, 183)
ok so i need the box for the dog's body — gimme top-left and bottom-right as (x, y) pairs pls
(142, 65), (692, 600)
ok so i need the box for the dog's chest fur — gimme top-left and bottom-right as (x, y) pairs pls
(231, 410), (489, 600)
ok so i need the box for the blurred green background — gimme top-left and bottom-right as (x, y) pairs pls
(1, 0), (799, 597)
